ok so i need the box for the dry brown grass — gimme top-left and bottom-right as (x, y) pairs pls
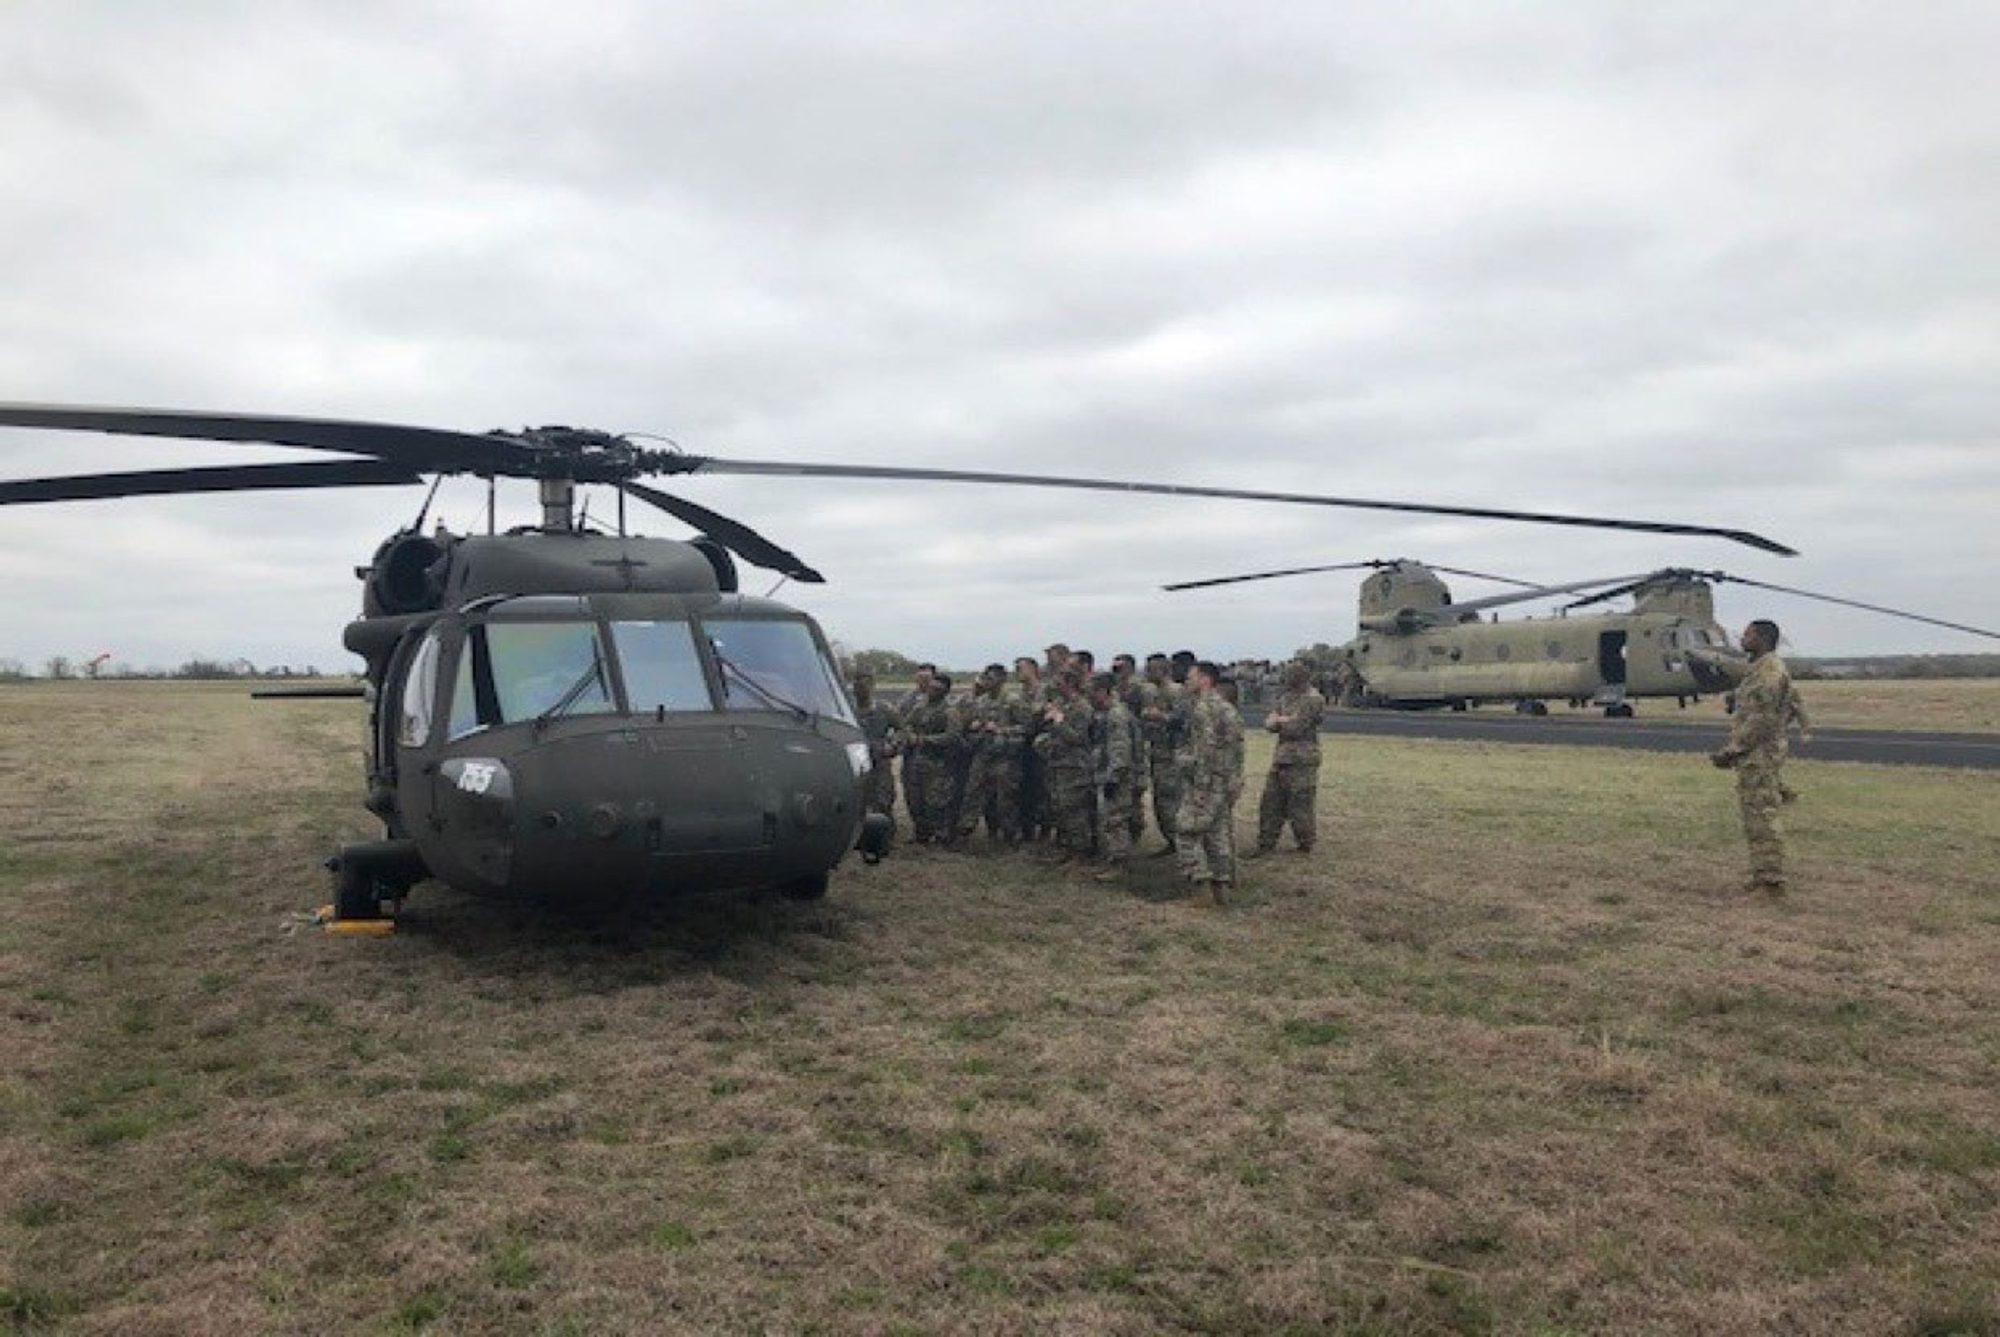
(3, 681), (1998, 1335)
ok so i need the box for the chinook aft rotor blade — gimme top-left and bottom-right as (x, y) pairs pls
(681, 458), (1799, 556)
(0, 404), (538, 475)
(618, 481), (824, 583)
(0, 459), (424, 506)
(1434, 573), (1661, 620)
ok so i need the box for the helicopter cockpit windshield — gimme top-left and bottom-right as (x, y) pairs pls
(440, 602), (853, 740)
(706, 619), (856, 725)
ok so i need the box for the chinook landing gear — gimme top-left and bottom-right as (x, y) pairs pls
(1604, 703), (1635, 719)
(1513, 699), (1550, 716)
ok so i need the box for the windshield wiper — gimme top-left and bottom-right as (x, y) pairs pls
(712, 647), (813, 722)
(535, 645), (607, 730)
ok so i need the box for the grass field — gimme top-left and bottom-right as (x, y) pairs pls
(1534, 677), (2000, 734)
(2, 681), (1997, 1335)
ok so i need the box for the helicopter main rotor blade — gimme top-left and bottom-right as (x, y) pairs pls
(1434, 572), (1661, 620)
(683, 458), (1799, 556)
(0, 459), (425, 505)
(1162, 561), (1391, 592)
(1713, 573), (2000, 641)
(1422, 564), (1549, 591)
(0, 403), (536, 475)
(619, 481), (825, 583)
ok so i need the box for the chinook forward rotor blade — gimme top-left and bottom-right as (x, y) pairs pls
(1713, 573), (2000, 641)
(682, 458), (1799, 556)
(0, 404), (536, 475)
(619, 481), (824, 583)
(0, 459), (424, 506)
(1566, 569), (2000, 640)
(1163, 560), (1391, 592)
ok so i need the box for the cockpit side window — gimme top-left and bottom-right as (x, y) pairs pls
(399, 628), (443, 747)
(611, 621), (714, 713)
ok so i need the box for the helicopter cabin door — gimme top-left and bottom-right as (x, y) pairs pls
(1597, 630), (1628, 687)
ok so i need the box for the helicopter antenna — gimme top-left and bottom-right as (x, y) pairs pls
(764, 574), (790, 598)
(485, 474), (496, 535)
(409, 474), (444, 532)
(577, 494), (593, 531)
(616, 485), (627, 537)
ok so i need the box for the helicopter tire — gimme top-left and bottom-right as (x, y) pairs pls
(1514, 700), (1549, 716)
(1605, 703), (1636, 719)
(778, 871), (831, 901)
(333, 862), (387, 921)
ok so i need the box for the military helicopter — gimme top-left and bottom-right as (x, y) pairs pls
(0, 404), (1798, 919)
(1165, 558), (1999, 716)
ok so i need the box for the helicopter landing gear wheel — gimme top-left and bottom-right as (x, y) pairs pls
(1514, 700), (1549, 716)
(779, 871), (831, 901)
(333, 862), (389, 921)
(1605, 703), (1635, 719)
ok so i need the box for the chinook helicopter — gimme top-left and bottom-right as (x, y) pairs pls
(1165, 558), (1999, 716)
(1, 404), (1799, 919)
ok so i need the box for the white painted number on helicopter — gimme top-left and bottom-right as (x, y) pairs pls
(457, 762), (498, 795)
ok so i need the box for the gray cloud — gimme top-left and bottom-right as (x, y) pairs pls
(1, 0), (1996, 672)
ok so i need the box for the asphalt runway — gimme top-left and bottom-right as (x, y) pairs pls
(1235, 706), (2000, 770)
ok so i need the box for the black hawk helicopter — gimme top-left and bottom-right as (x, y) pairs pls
(1166, 558), (1998, 714)
(0, 404), (1799, 920)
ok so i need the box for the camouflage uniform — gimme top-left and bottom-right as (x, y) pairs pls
(1015, 675), (1048, 840)
(856, 697), (901, 839)
(1718, 653), (1796, 890)
(900, 693), (963, 843)
(1035, 692), (1097, 858)
(1136, 676), (1187, 850)
(1176, 692), (1242, 891)
(958, 683), (1031, 843)
(1094, 696), (1142, 866)
(1255, 687), (1326, 853)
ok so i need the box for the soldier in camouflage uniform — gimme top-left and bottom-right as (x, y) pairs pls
(900, 674), (962, 844)
(1176, 661), (1243, 904)
(1111, 654), (1149, 846)
(1217, 677), (1247, 813)
(852, 672), (901, 841)
(897, 664), (937, 829)
(1251, 662), (1326, 856)
(1034, 669), (1097, 861)
(1136, 653), (1186, 854)
(1014, 656), (1049, 841)
(1709, 619), (1797, 894)
(957, 664), (1030, 845)
(1088, 674), (1142, 876)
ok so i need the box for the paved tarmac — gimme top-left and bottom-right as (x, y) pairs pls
(1235, 706), (2000, 769)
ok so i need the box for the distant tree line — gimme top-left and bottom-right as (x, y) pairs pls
(0, 657), (335, 681)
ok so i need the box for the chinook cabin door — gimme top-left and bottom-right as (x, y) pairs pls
(1597, 630), (1628, 687)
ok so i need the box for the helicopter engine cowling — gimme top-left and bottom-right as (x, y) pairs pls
(360, 532), (451, 617)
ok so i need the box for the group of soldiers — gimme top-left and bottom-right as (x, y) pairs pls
(852, 645), (1327, 905)
(852, 615), (1809, 903)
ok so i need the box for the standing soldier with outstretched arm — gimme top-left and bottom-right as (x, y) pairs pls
(1709, 619), (1797, 894)
(1250, 661), (1326, 857)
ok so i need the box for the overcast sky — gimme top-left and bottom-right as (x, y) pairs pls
(2, 1), (1996, 671)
